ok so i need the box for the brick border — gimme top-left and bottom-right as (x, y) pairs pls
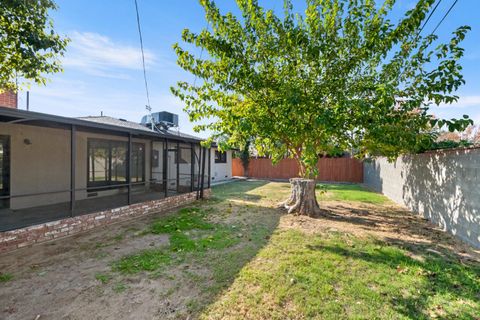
(0, 189), (211, 254)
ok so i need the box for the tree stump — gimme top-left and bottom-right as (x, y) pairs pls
(278, 178), (321, 216)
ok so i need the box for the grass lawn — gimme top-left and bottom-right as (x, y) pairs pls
(1, 180), (479, 319)
(317, 183), (387, 204)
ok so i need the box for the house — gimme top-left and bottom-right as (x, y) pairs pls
(210, 146), (233, 183)
(0, 106), (215, 238)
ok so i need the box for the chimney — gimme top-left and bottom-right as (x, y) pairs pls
(0, 90), (18, 109)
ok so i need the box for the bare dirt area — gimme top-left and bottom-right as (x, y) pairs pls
(281, 200), (480, 264)
(0, 180), (479, 320)
(0, 214), (175, 320)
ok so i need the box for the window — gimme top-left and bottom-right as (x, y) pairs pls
(215, 150), (227, 163)
(88, 139), (127, 188)
(88, 139), (145, 188)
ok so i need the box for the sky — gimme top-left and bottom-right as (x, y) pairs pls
(21, 0), (480, 138)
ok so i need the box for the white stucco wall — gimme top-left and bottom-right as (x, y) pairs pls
(210, 148), (232, 183)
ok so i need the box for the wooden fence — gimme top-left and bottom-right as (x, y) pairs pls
(232, 157), (363, 183)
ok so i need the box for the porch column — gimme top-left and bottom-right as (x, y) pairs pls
(190, 143), (194, 192)
(70, 125), (76, 216)
(196, 144), (202, 200)
(127, 133), (132, 205)
(150, 140), (153, 189)
(208, 147), (211, 189)
(164, 138), (168, 198)
(176, 141), (180, 193)
(200, 147), (206, 199)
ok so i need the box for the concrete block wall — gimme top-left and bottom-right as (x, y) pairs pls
(364, 148), (480, 248)
(0, 189), (211, 254)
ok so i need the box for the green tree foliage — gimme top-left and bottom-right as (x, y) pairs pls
(419, 139), (472, 152)
(0, 0), (68, 91)
(172, 0), (471, 178)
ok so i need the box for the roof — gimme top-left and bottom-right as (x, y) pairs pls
(78, 116), (204, 141)
(77, 116), (154, 133)
(0, 107), (205, 143)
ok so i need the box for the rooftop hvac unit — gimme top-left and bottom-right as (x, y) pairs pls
(141, 111), (179, 129)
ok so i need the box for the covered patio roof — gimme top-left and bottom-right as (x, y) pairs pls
(0, 106), (204, 143)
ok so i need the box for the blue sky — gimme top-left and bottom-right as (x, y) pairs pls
(22, 0), (480, 138)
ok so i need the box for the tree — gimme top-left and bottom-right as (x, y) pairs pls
(172, 0), (471, 215)
(0, 0), (68, 92)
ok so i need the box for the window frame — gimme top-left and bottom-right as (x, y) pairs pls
(87, 138), (130, 189)
(214, 150), (227, 164)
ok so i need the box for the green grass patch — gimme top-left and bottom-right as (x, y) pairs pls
(203, 229), (480, 319)
(94, 273), (111, 284)
(0, 273), (13, 282)
(112, 207), (239, 274)
(112, 249), (171, 274)
(150, 207), (214, 234)
(317, 183), (387, 204)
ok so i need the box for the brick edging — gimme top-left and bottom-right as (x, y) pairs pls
(0, 189), (211, 254)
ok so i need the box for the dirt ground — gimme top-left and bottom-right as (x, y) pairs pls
(0, 214), (180, 320)
(282, 200), (480, 264)
(0, 181), (478, 320)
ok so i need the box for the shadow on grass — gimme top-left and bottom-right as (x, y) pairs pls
(210, 180), (270, 203)
(315, 202), (462, 251)
(186, 183), (282, 317)
(115, 180), (283, 318)
(307, 237), (480, 319)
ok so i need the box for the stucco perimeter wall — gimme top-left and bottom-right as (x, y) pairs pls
(364, 148), (480, 248)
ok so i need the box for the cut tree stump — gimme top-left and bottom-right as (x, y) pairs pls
(278, 178), (322, 216)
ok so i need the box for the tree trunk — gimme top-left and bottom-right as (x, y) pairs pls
(278, 178), (321, 216)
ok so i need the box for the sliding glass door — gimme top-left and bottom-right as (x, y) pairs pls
(0, 136), (10, 209)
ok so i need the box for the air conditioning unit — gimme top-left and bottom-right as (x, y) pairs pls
(141, 111), (179, 129)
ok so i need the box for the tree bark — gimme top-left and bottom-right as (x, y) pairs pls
(278, 178), (321, 216)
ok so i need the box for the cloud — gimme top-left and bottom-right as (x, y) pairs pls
(437, 95), (480, 109)
(62, 31), (156, 78)
(24, 78), (209, 137)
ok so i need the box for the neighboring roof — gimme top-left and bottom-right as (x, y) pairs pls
(0, 107), (205, 143)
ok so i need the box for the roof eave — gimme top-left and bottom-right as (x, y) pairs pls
(0, 106), (205, 143)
